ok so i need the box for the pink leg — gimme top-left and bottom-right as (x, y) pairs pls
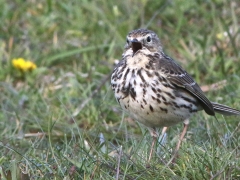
(161, 127), (168, 139)
(148, 127), (168, 163)
(148, 128), (158, 163)
(175, 123), (188, 152)
(171, 120), (189, 163)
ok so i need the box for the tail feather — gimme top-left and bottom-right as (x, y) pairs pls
(211, 102), (240, 116)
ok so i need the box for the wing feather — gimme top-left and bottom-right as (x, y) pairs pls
(158, 53), (215, 115)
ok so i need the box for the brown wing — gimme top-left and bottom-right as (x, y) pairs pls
(157, 53), (215, 116)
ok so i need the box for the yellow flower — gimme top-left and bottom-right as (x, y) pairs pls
(12, 58), (37, 72)
(216, 32), (227, 40)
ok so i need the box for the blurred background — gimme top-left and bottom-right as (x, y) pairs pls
(0, 0), (240, 179)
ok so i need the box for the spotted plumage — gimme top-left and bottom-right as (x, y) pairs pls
(111, 29), (240, 162)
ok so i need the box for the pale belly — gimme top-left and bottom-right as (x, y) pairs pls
(119, 91), (196, 128)
(112, 65), (199, 128)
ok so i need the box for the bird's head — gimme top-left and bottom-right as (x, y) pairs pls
(124, 29), (162, 57)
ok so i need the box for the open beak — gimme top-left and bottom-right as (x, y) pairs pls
(131, 39), (142, 56)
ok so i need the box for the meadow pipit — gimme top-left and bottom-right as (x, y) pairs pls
(111, 29), (240, 162)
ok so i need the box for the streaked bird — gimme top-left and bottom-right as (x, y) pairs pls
(111, 29), (240, 162)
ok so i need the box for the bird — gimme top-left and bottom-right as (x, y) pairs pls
(111, 28), (240, 163)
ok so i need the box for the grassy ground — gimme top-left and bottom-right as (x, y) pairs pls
(0, 0), (240, 179)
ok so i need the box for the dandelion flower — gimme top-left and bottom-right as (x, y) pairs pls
(12, 58), (37, 72)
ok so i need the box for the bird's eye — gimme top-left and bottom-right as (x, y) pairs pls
(146, 36), (151, 42)
(126, 39), (129, 44)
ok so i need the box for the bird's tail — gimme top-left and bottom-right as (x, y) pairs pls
(211, 102), (240, 116)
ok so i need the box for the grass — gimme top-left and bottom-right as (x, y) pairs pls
(0, 0), (240, 179)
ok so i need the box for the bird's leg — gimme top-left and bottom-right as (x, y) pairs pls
(148, 128), (158, 163)
(147, 127), (168, 166)
(171, 119), (189, 163)
(176, 121), (189, 152)
(160, 127), (168, 143)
